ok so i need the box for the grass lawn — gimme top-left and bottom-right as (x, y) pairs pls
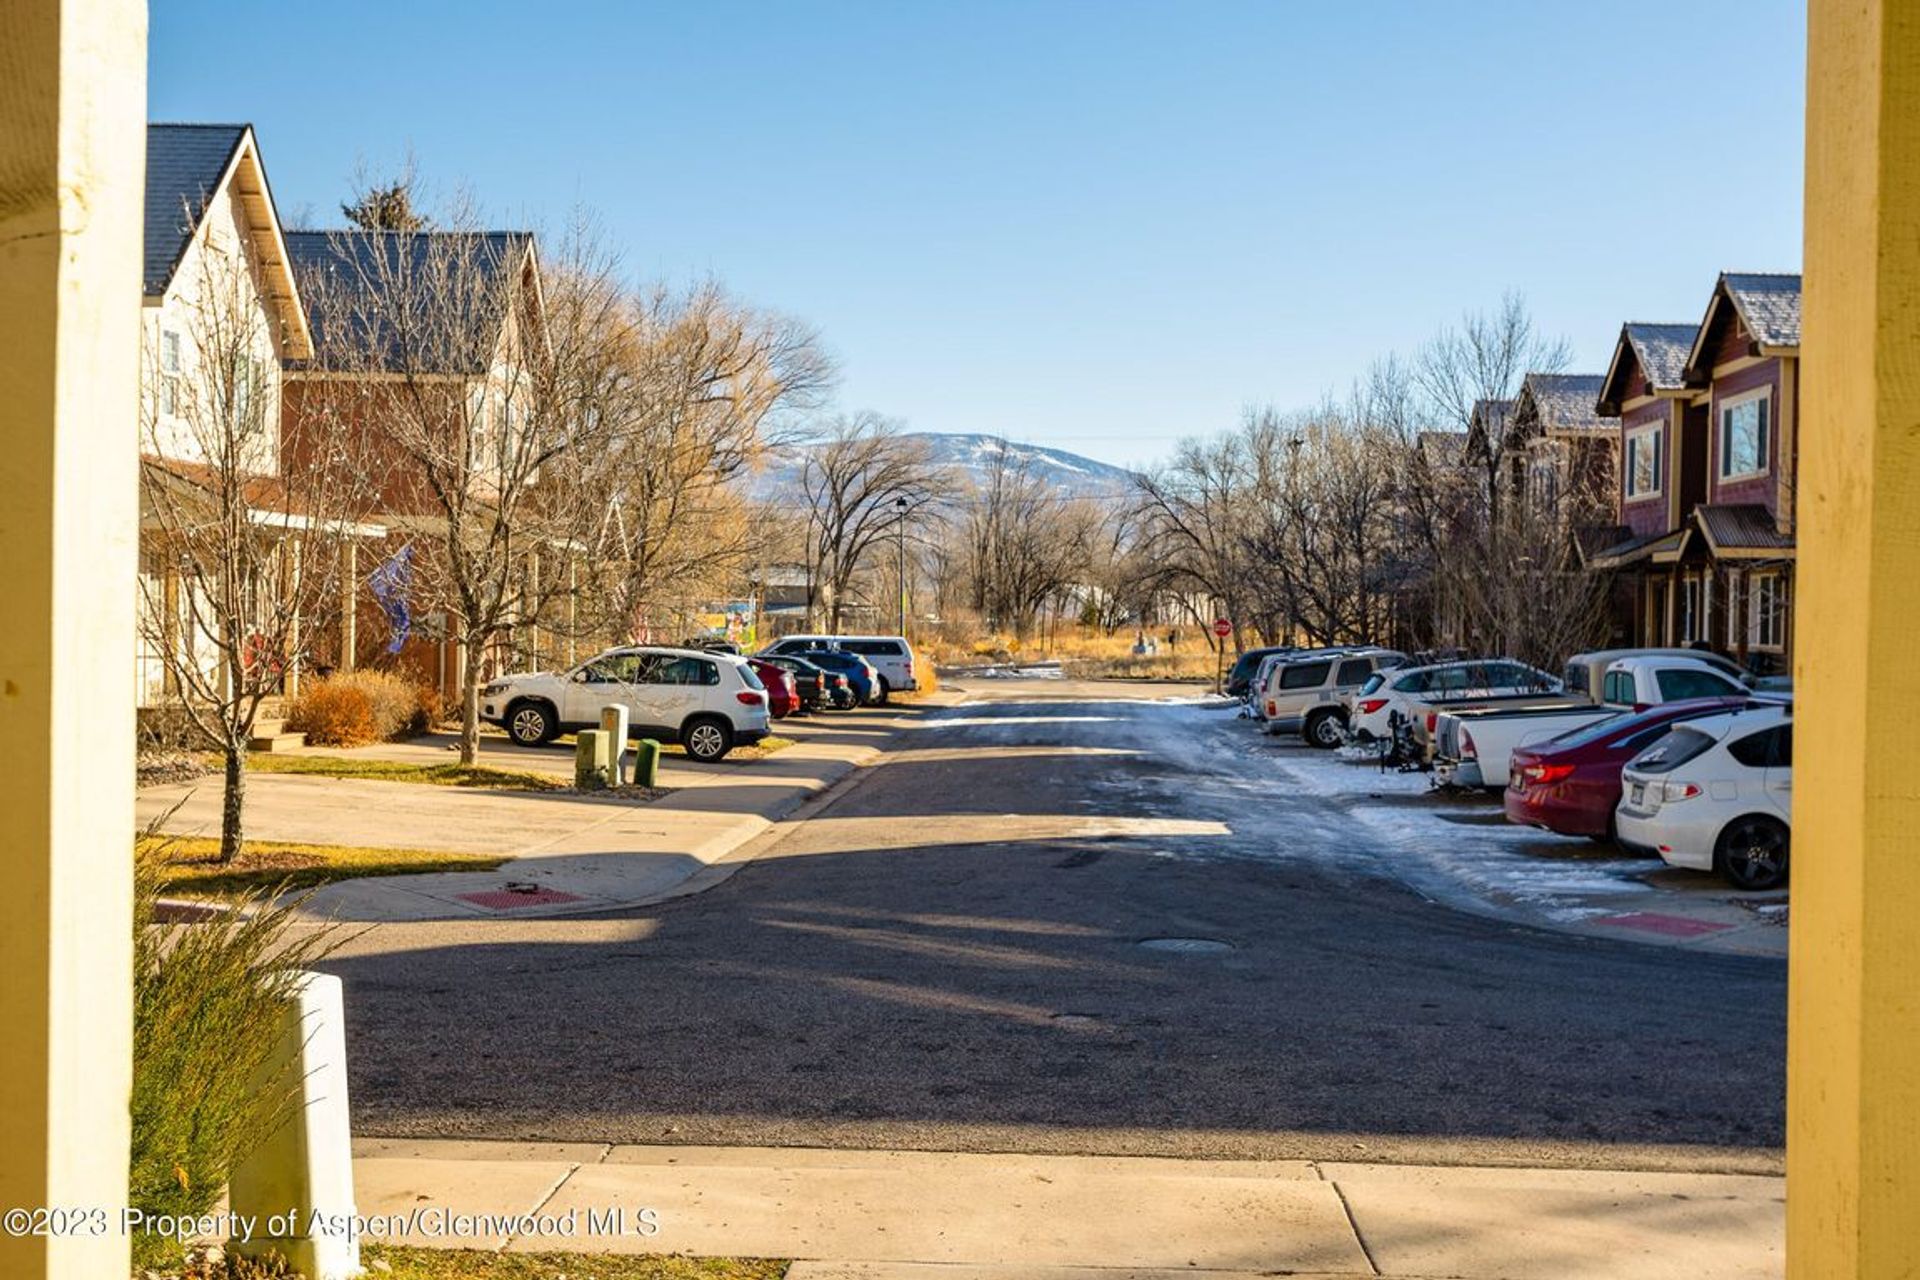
(141, 836), (507, 897)
(246, 755), (568, 790)
(360, 1245), (787, 1279)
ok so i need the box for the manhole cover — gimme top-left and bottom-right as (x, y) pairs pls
(1137, 937), (1233, 954)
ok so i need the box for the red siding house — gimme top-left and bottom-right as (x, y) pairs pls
(1589, 273), (1800, 673)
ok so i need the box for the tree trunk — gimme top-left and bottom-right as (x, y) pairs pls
(219, 742), (245, 865)
(460, 633), (484, 765)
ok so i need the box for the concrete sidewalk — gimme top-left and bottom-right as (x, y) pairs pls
(138, 699), (962, 921)
(350, 1139), (1783, 1279)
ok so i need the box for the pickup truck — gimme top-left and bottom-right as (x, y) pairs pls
(1432, 654), (1752, 790)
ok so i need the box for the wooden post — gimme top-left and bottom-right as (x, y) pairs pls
(1791, 1), (1920, 1274)
(0, 3), (145, 1275)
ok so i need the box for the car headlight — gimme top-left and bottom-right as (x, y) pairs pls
(482, 681), (510, 696)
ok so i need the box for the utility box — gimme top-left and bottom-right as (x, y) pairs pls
(228, 973), (360, 1279)
(574, 729), (611, 789)
(600, 704), (630, 786)
(634, 737), (661, 788)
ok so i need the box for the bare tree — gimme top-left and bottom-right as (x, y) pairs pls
(292, 214), (629, 764)
(800, 414), (949, 631)
(586, 282), (832, 639)
(1131, 433), (1258, 647)
(139, 243), (375, 863)
(960, 442), (1093, 638)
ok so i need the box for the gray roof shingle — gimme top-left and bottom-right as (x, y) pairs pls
(284, 229), (533, 372)
(144, 123), (248, 296)
(1722, 273), (1801, 348)
(1623, 323), (1699, 391)
(1521, 373), (1616, 434)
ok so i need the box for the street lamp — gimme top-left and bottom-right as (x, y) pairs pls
(894, 495), (910, 637)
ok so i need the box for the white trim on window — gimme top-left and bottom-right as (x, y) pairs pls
(1749, 570), (1787, 651)
(1717, 385), (1772, 482)
(1625, 420), (1664, 499)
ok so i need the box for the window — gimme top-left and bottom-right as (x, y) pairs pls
(1626, 424), (1664, 498)
(1719, 391), (1771, 479)
(1335, 658), (1372, 686)
(1603, 670), (1635, 706)
(1656, 668), (1744, 701)
(1629, 726), (1716, 774)
(160, 330), (181, 416)
(1728, 725), (1790, 769)
(1724, 571), (1744, 650)
(649, 655), (720, 686)
(1679, 576), (1702, 644)
(1750, 573), (1787, 650)
(844, 640), (905, 657)
(1278, 660), (1331, 691)
(580, 653), (644, 684)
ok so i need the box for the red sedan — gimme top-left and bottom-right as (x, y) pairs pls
(1505, 698), (1747, 839)
(748, 658), (801, 719)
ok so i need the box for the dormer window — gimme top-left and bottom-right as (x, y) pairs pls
(1719, 389), (1771, 480)
(1626, 423), (1664, 498)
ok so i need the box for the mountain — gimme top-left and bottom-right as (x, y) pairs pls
(747, 432), (1137, 502)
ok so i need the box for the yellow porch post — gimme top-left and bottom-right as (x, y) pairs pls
(0, 2), (146, 1277)
(1791, 1), (1920, 1275)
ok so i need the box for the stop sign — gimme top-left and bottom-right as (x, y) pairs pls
(1212, 618), (1232, 638)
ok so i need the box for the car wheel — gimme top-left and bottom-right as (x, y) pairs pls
(1716, 815), (1790, 891)
(874, 676), (891, 705)
(1304, 709), (1345, 749)
(507, 700), (555, 746)
(682, 716), (733, 762)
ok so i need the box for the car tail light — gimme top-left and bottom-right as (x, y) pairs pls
(1660, 781), (1702, 803)
(1425, 712), (1438, 733)
(1521, 762), (1575, 785)
(1460, 730), (1477, 759)
(736, 690), (765, 706)
(1266, 700), (1277, 716)
(1359, 698), (1387, 714)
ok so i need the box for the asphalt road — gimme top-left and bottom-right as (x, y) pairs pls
(325, 680), (1786, 1172)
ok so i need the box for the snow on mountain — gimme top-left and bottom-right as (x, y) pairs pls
(746, 431), (1137, 502)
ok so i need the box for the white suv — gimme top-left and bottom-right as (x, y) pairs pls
(480, 646), (772, 762)
(1616, 702), (1792, 889)
(1259, 648), (1406, 746)
(762, 634), (918, 700)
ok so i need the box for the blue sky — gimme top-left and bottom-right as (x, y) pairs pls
(150, 1), (1807, 469)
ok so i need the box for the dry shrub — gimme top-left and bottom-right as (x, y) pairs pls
(285, 680), (376, 746)
(289, 671), (437, 744)
(409, 682), (444, 735)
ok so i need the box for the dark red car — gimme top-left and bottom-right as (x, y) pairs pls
(1504, 698), (1747, 839)
(748, 658), (801, 719)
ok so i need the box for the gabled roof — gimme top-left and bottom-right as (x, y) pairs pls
(1515, 373), (1616, 435)
(1462, 398), (1514, 460)
(144, 123), (312, 359)
(1415, 430), (1468, 467)
(284, 229), (538, 374)
(1683, 272), (1801, 382)
(1596, 323), (1698, 415)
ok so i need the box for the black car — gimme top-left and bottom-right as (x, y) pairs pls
(760, 654), (847, 710)
(1226, 645), (1297, 700)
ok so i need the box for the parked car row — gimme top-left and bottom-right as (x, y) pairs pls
(1227, 640), (1795, 890)
(477, 633), (917, 762)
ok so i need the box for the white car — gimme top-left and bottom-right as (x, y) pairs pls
(1615, 703), (1792, 889)
(1349, 659), (1561, 743)
(761, 634), (918, 700)
(480, 646), (772, 762)
(1245, 651), (1291, 721)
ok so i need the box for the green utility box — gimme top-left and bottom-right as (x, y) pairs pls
(574, 729), (612, 790)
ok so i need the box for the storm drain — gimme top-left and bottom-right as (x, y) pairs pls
(1137, 936), (1233, 954)
(457, 887), (585, 911)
